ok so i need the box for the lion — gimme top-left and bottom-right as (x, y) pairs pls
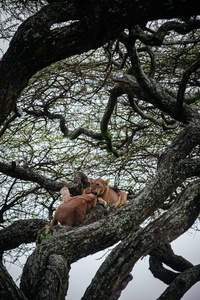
(88, 178), (127, 208)
(50, 187), (98, 227)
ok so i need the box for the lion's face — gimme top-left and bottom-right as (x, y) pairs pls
(88, 178), (110, 196)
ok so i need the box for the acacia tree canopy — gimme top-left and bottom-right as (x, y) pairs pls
(1, 0), (200, 299)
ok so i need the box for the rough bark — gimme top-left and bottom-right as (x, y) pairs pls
(1, 1), (200, 299)
(21, 253), (70, 300)
(1, 0), (200, 124)
(149, 256), (179, 285)
(1, 120), (200, 299)
(150, 243), (193, 273)
(157, 264), (200, 300)
(0, 261), (27, 300)
(0, 219), (48, 253)
(20, 173), (200, 299)
(149, 243), (194, 284)
(0, 162), (86, 194)
(81, 180), (200, 300)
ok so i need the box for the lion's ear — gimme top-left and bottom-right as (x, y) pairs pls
(88, 178), (93, 183)
(105, 179), (110, 185)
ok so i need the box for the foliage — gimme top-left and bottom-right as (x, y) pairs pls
(0, 1), (200, 299)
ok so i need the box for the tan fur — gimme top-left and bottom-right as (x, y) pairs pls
(89, 178), (127, 208)
(50, 187), (97, 227)
(60, 187), (71, 203)
(83, 187), (107, 206)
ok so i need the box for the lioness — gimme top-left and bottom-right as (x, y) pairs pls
(50, 187), (97, 227)
(89, 178), (127, 208)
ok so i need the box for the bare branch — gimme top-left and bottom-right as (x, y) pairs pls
(177, 57), (200, 109)
(1, 0), (200, 123)
(156, 264), (200, 300)
(82, 180), (200, 300)
(100, 86), (124, 157)
(0, 161), (83, 194)
(149, 256), (179, 284)
(0, 261), (26, 300)
(128, 95), (176, 130)
(24, 108), (103, 140)
(150, 243), (193, 273)
(138, 46), (156, 78)
(130, 20), (200, 46)
(149, 243), (193, 284)
(0, 219), (48, 252)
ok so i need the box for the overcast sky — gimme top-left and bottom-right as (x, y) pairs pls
(5, 227), (200, 299)
(1, 22), (200, 300)
(66, 228), (200, 300)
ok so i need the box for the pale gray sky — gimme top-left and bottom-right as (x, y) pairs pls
(1, 20), (200, 300)
(67, 229), (200, 300)
(5, 228), (200, 299)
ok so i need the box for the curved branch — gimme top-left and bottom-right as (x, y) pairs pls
(113, 68), (197, 124)
(156, 264), (200, 300)
(149, 256), (179, 285)
(100, 86), (124, 157)
(138, 46), (156, 78)
(0, 219), (48, 253)
(118, 38), (200, 123)
(0, 161), (83, 194)
(24, 109), (103, 140)
(0, 261), (26, 300)
(25, 106), (124, 156)
(1, 0), (200, 124)
(128, 95), (176, 130)
(21, 178), (200, 299)
(149, 243), (193, 285)
(130, 20), (200, 46)
(150, 243), (193, 273)
(177, 57), (200, 109)
(81, 180), (200, 300)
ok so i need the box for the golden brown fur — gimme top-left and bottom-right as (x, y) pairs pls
(89, 178), (127, 208)
(50, 187), (97, 227)
(83, 186), (107, 206)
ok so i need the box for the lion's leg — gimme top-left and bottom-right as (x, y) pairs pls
(97, 197), (107, 206)
(115, 191), (127, 208)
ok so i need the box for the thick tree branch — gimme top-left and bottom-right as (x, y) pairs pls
(157, 264), (200, 300)
(157, 122), (200, 171)
(21, 253), (70, 300)
(0, 219), (48, 253)
(1, 0), (200, 124)
(17, 120), (199, 296)
(20, 166), (200, 298)
(81, 180), (200, 300)
(112, 72), (197, 125)
(100, 86), (124, 157)
(149, 256), (179, 285)
(149, 243), (194, 285)
(0, 161), (84, 194)
(177, 57), (200, 109)
(0, 261), (26, 300)
(130, 20), (200, 46)
(122, 44), (198, 123)
(150, 243), (193, 273)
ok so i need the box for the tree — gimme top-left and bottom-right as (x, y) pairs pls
(0, 0), (200, 299)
